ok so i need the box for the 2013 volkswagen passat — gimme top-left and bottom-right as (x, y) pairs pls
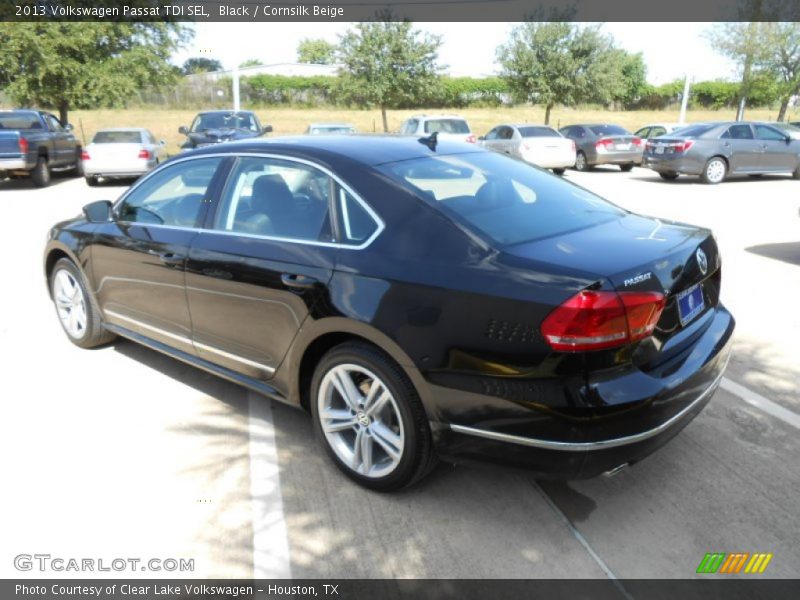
(44, 136), (734, 491)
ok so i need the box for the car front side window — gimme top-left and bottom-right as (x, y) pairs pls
(754, 125), (786, 141)
(116, 157), (223, 227)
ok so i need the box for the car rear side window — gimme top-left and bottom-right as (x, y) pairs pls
(423, 119), (470, 134)
(337, 188), (379, 245)
(116, 157), (223, 227)
(213, 156), (333, 243)
(722, 125), (753, 139)
(378, 152), (625, 247)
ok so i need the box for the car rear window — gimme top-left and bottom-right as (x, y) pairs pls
(378, 151), (625, 247)
(423, 119), (470, 134)
(93, 131), (143, 144)
(0, 112), (42, 130)
(589, 125), (628, 136)
(518, 126), (561, 138)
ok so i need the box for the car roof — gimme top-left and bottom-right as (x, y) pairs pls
(507, 123), (556, 129)
(187, 134), (486, 166)
(308, 123), (355, 127)
(93, 127), (147, 133)
(196, 110), (256, 116)
(638, 123), (682, 128)
(408, 115), (467, 120)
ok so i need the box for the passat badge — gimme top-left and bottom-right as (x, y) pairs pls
(696, 248), (708, 275)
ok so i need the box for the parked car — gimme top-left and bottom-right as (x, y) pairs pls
(399, 114), (476, 143)
(82, 128), (168, 186)
(306, 123), (356, 135)
(479, 124), (575, 174)
(642, 121), (800, 184)
(790, 121), (800, 128)
(0, 109), (82, 187)
(45, 135), (734, 491)
(559, 124), (644, 171)
(633, 123), (684, 141)
(178, 110), (272, 151)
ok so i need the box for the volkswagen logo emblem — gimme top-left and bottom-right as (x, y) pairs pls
(696, 248), (708, 275)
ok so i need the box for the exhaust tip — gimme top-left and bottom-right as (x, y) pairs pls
(602, 463), (629, 478)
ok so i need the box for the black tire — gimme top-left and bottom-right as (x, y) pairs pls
(85, 175), (98, 187)
(552, 168), (566, 175)
(310, 341), (435, 491)
(659, 172), (679, 181)
(620, 163), (634, 172)
(71, 150), (84, 177)
(701, 156), (727, 184)
(31, 156), (51, 187)
(574, 151), (588, 171)
(793, 165), (800, 180)
(49, 258), (116, 349)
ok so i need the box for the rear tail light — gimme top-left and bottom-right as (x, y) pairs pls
(595, 138), (614, 149)
(570, 140), (576, 152)
(138, 148), (151, 159)
(81, 150), (90, 161)
(18, 137), (29, 155)
(541, 290), (666, 352)
(522, 143), (530, 151)
(466, 135), (476, 144)
(632, 137), (643, 146)
(672, 140), (694, 153)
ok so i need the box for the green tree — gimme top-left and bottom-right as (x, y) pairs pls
(497, 23), (626, 124)
(706, 22), (771, 119)
(297, 38), (336, 65)
(337, 20), (442, 132)
(616, 51), (649, 107)
(760, 23), (800, 121)
(238, 59), (264, 69)
(182, 57), (223, 74)
(0, 23), (190, 124)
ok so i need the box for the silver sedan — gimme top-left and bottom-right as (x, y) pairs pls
(82, 128), (168, 186)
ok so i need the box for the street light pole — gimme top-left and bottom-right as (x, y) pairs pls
(679, 74), (691, 124)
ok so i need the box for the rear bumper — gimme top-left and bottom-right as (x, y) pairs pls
(84, 162), (152, 177)
(642, 153), (705, 175)
(0, 157), (30, 171)
(591, 150), (642, 166)
(522, 152), (576, 169)
(427, 304), (735, 478)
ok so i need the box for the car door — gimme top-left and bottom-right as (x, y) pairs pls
(44, 114), (76, 166)
(496, 126), (514, 155)
(753, 124), (797, 171)
(720, 124), (761, 172)
(91, 156), (228, 355)
(481, 127), (502, 152)
(184, 155), (343, 379)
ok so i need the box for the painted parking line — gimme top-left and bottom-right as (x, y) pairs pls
(248, 391), (292, 578)
(721, 377), (800, 431)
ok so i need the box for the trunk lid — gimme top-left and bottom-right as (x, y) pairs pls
(0, 131), (22, 158)
(504, 213), (721, 356)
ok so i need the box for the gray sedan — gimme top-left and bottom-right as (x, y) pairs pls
(642, 121), (800, 184)
(559, 123), (644, 171)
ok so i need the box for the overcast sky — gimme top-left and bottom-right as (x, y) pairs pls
(175, 22), (737, 84)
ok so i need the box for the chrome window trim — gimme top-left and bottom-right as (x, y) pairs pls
(450, 353), (729, 452)
(112, 151), (385, 251)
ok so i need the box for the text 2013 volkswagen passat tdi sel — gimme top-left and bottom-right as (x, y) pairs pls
(44, 136), (734, 491)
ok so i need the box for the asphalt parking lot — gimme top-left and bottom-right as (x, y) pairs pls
(1, 166), (798, 582)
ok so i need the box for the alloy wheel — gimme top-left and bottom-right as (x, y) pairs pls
(53, 269), (87, 339)
(705, 159), (726, 184)
(317, 363), (405, 478)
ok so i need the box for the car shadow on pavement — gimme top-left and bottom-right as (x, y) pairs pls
(746, 241), (800, 267)
(635, 173), (792, 185)
(0, 176), (76, 191)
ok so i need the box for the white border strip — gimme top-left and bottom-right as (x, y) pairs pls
(248, 391), (292, 578)
(721, 377), (800, 431)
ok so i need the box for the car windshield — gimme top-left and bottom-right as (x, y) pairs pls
(378, 151), (626, 247)
(674, 124), (715, 137)
(191, 112), (259, 132)
(0, 112), (42, 129)
(518, 126), (561, 138)
(93, 131), (142, 143)
(423, 119), (470, 134)
(589, 125), (628, 136)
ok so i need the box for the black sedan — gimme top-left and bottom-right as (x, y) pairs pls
(44, 136), (734, 491)
(178, 110), (273, 151)
(643, 121), (800, 183)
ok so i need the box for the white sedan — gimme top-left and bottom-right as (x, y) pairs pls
(82, 128), (168, 186)
(479, 124), (575, 174)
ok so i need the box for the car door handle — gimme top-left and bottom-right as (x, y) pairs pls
(281, 273), (318, 290)
(158, 252), (185, 266)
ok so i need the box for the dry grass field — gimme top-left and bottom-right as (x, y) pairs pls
(42, 106), (797, 155)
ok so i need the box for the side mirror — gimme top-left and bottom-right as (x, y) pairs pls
(262, 124), (273, 134)
(178, 126), (188, 135)
(786, 135), (792, 144)
(160, 140), (166, 146)
(83, 200), (113, 223)
(64, 123), (74, 132)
